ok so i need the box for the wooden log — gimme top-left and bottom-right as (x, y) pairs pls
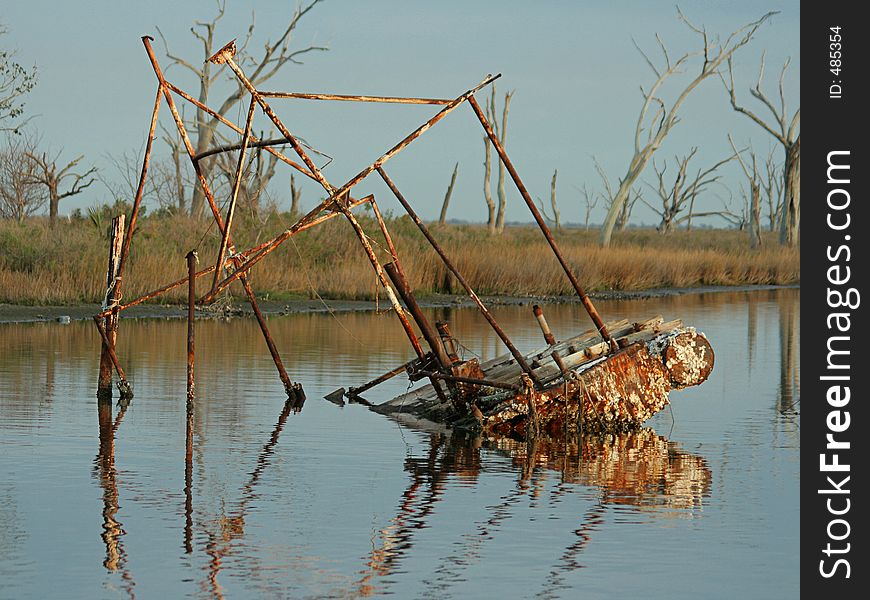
(98, 215), (125, 400)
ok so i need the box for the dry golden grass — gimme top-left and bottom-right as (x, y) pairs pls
(0, 212), (799, 305)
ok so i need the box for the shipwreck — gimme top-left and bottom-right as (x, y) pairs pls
(93, 37), (714, 435)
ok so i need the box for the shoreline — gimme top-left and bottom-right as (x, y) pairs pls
(0, 284), (798, 324)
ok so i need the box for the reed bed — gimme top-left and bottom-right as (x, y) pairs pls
(0, 212), (799, 305)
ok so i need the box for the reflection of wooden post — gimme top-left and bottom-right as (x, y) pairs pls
(186, 251), (197, 401)
(98, 215), (125, 399)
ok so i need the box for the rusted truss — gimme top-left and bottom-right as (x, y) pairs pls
(94, 35), (616, 409)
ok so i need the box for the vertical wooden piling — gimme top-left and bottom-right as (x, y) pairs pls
(186, 251), (197, 402)
(98, 215), (125, 400)
(533, 305), (556, 346)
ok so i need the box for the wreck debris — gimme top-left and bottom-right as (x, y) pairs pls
(93, 34), (713, 436)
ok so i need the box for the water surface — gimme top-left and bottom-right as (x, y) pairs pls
(0, 289), (799, 599)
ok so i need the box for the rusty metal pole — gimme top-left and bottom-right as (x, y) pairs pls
(533, 305), (556, 346)
(98, 215), (126, 400)
(377, 167), (541, 385)
(237, 272), (305, 403)
(383, 262), (452, 371)
(467, 95), (616, 350)
(186, 251), (197, 402)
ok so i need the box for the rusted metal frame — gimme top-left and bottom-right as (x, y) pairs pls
(384, 262), (452, 371)
(205, 50), (432, 367)
(200, 73), (501, 302)
(467, 95), (616, 350)
(377, 166), (541, 387)
(164, 81), (317, 181)
(146, 39), (304, 399)
(418, 371), (521, 392)
(261, 91), (452, 105)
(187, 251), (197, 401)
(211, 96), (258, 292)
(95, 196), (373, 320)
(93, 316), (132, 397)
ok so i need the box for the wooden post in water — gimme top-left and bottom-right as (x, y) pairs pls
(98, 215), (125, 400)
(186, 251), (197, 401)
(533, 305), (556, 346)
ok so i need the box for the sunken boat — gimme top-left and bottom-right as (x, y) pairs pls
(93, 37), (714, 433)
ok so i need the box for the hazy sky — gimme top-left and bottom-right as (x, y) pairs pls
(3, 0), (799, 225)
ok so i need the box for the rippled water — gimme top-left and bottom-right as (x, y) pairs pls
(0, 289), (799, 599)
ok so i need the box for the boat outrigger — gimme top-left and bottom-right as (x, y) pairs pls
(93, 37), (714, 434)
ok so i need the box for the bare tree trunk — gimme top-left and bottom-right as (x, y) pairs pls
(549, 169), (560, 231)
(172, 142), (185, 213)
(495, 92), (513, 233)
(439, 162), (458, 225)
(483, 137), (495, 233)
(780, 139), (800, 247)
(290, 173), (301, 215)
(749, 182), (762, 249)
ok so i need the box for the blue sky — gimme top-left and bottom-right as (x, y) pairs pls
(3, 0), (799, 225)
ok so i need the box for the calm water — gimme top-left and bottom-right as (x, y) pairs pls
(0, 289), (799, 599)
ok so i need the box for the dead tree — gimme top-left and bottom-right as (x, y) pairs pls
(724, 53), (799, 246)
(0, 133), (44, 221)
(598, 9), (773, 246)
(594, 156), (639, 232)
(439, 162), (458, 224)
(641, 147), (738, 233)
(482, 135), (495, 233)
(290, 173), (301, 216)
(483, 85), (514, 233)
(157, 0), (326, 218)
(25, 150), (96, 227)
(761, 148), (783, 231)
(549, 169), (560, 231)
(1, 25), (37, 133)
(576, 184), (599, 230)
(728, 135), (762, 249)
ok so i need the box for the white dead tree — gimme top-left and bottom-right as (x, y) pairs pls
(728, 135), (762, 249)
(157, 0), (327, 218)
(439, 162), (458, 225)
(723, 52), (799, 246)
(641, 147), (738, 233)
(761, 148), (783, 231)
(598, 9), (774, 246)
(594, 156), (639, 231)
(482, 85), (514, 233)
(575, 183), (599, 230)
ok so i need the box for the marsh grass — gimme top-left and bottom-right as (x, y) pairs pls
(0, 213), (799, 305)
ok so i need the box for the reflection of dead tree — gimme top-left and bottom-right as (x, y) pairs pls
(641, 147), (738, 233)
(156, 0), (327, 218)
(25, 149), (96, 228)
(778, 292), (799, 413)
(728, 135), (762, 248)
(482, 86), (514, 233)
(599, 9), (773, 246)
(724, 52), (799, 246)
(438, 162), (459, 224)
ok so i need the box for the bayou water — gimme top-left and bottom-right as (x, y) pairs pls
(0, 289), (799, 599)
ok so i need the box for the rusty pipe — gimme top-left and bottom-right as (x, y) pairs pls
(533, 305), (556, 346)
(186, 251), (196, 401)
(467, 95), (616, 350)
(261, 91), (452, 105)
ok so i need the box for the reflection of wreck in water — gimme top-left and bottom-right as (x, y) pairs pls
(354, 428), (712, 596)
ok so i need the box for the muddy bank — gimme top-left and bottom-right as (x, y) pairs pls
(0, 284), (797, 324)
